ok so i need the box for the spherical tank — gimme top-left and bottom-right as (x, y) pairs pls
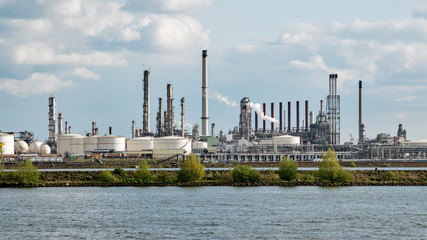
(272, 135), (301, 146)
(0, 133), (14, 155)
(126, 137), (154, 151)
(39, 143), (51, 154)
(14, 140), (29, 154)
(29, 141), (43, 154)
(98, 135), (126, 152)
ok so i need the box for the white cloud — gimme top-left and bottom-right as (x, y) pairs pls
(123, 0), (212, 13)
(280, 32), (313, 44)
(13, 42), (127, 66)
(53, 0), (82, 16)
(6, 18), (52, 35)
(73, 67), (100, 80)
(0, 73), (72, 97)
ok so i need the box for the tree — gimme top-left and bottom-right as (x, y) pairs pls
(133, 160), (152, 183)
(177, 154), (205, 182)
(278, 157), (298, 181)
(4, 159), (39, 186)
(319, 149), (353, 182)
(232, 164), (261, 182)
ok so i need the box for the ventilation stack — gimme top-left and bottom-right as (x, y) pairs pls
(58, 113), (63, 135)
(142, 69), (150, 135)
(181, 97), (185, 137)
(327, 74), (340, 145)
(201, 50), (209, 136)
(166, 84), (174, 136)
(359, 80), (364, 144)
(156, 98), (163, 136)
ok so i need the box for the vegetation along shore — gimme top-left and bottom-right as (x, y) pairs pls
(1, 150), (426, 187)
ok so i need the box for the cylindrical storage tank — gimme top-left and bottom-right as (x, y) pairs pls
(70, 136), (85, 155)
(57, 134), (84, 155)
(29, 141), (43, 154)
(273, 135), (301, 146)
(39, 143), (51, 155)
(83, 136), (99, 153)
(0, 133), (14, 155)
(98, 135), (126, 152)
(153, 136), (192, 154)
(126, 137), (154, 151)
(14, 140), (29, 154)
(192, 141), (208, 149)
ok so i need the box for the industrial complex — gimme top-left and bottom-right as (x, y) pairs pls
(1, 50), (427, 163)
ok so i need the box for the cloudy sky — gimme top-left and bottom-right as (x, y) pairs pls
(1, 0), (427, 142)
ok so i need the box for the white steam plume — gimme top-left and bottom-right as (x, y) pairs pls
(212, 90), (238, 107)
(249, 102), (279, 123)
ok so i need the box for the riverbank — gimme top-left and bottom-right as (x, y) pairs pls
(1, 170), (426, 187)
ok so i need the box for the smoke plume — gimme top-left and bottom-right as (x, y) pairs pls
(212, 90), (238, 107)
(249, 102), (279, 123)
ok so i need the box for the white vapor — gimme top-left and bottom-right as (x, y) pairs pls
(249, 102), (279, 123)
(212, 90), (238, 107)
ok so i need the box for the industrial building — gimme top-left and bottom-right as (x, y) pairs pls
(1, 50), (427, 163)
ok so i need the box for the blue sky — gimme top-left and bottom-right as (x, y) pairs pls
(1, 0), (427, 143)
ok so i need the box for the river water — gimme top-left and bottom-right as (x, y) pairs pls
(0, 186), (425, 239)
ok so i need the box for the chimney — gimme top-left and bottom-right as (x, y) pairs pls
(359, 80), (363, 144)
(296, 101), (300, 133)
(271, 102), (274, 133)
(279, 102), (283, 133)
(287, 101), (291, 133)
(254, 111), (258, 132)
(201, 50), (209, 136)
(305, 100), (309, 132)
(58, 113), (63, 135)
(142, 69), (150, 135)
(263, 103), (266, 133)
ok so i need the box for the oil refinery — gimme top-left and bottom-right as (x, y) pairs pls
(1, 50), (427, 163)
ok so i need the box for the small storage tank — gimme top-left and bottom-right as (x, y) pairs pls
(127, 137), (154, 151)
(273, 135), (301, 146)
(98, 135), (126, 152)
(39, 143), (51, 154)
(0, 133), (14, 154)
(29, 141), (43, 154)
(14, 140), (29, 154)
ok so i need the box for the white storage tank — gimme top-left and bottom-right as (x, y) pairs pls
(70, 135), (85, 155)
(127, 137), (154, 151)
(84, 136), (98, 153)
(57, 134), (84, 155)
(154, 136), (192, 154)
(29, 141), (43, 154)
(98, 135), (126, 152)
(14, 140), (29, 154)
(273, 135), (301, 146)
(192, 141), (208, 149)
(39, 143), (51, 155)
(0, 133), (14, 155)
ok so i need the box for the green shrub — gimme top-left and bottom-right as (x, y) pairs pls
(264, 169), (277, 181)
(350, 161), (356, 167)
(99, 169), (115, 183)
(133, 160), (152, 183)
(301, 173), (315, 182)
(232, 165), (261, 182)
(278, 158), (298, 181)
(4, 160), (39, 186)
(318, 149), (353, 182)
(156, 170), (169, 182)
(177, 154), (205, 182)
(113, 167), (126, 177)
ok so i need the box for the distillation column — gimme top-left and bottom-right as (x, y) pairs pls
(48, 96), (57, 151)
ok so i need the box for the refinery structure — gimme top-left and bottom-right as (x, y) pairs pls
(1, 50), (427, 163)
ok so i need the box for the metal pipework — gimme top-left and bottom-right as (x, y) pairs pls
(305, 100), (309, 132)
(58, 113), (63, 135)
(142, 69), (150, 135)
(201, 50), (209, 136)
(181, 97), (185, 137)
(287, 102), (291, 133)
(296, 101), (300, 133)
(359, 80), (363, 144)
(263, 103), (266, 133)
(279, 102), (283, 133)
(271, 103), (274, 133)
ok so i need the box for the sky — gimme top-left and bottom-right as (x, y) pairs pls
(1, 0), (427, 143)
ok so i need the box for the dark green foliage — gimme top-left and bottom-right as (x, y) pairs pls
(156, 170), (169, 182)
(232, 165), (261, 182)
(319, 149), (353, 182)
(278, 158), (298, 181)
(113, 167), (126, 177)
(3, 160), (39, 186)
(98, 169), (116, 183)
(133, 160), (152, 183)
(177, 154), (205, 182)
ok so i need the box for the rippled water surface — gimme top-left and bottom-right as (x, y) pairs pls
(0, 186), (425, 239)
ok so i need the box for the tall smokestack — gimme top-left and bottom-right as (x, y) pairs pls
(166, 84), (174, 136)
(132, 120), (136, 138)
(279, 102), (283, 133)
(271, 103), (274, 133)
(142, 69), (150, 135)
(287, 101), (291, 133)
(283, 110), (286, 132)
(58, 113), (63, 135)
(156, 98), (163, 136)
(65, 121), (69, 134)
(263, 103), (266, 133)
(255, 112), (258, 132)
(109, 126), (112, 135)
(296, 101), (300, 133)
(48, 96), (57, 150)
(305, 100), (309, 132)
(201, 50), (209, 136)
(359, 80), (363, 144)
(181, 97), (185, 137)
